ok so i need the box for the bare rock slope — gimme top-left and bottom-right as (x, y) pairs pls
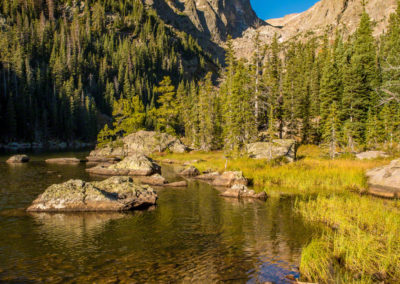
(234, 0), (397, 58)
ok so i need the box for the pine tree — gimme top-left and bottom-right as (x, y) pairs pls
(341, 10), (377, 149)
(154, 76), (179, 135)
(323, 102), (340, 158)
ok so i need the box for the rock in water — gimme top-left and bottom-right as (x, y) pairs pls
(180, 166), (200, 177)
(140, 174), (167, 186)
(366, 160), (400, 199)
(246, 140), (296, 162)
(6, 155), (30, 163)
(86, 154), (161, 177)
(166, 181), (188, 187)
(45, 158), (83, 164)
(27, 177), (157, 212)
(221, 184), (268, 201)
(212, 171), (248, 187)
(195, 172), (220, 181)
(356, 151), (389, 160)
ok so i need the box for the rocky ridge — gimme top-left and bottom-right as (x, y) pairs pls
(233, 0), (397, 58)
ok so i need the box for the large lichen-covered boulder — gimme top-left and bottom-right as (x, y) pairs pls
(87, 146), (125, 163)
(356, 151), (389, 160)
(7, 155), (30, 163)
(87, 154), (161, 176)
(246, 139), (296, 162)
(27, 177), (158, 212)
(88, 131), (188, 162)
(212, 171), (248, 187)
(122, 131), (188, 154)
(366, 159), (400, 198)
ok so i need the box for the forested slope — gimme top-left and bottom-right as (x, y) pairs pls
(0, 0), (215, 143)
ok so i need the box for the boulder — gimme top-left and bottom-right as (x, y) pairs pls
(86, 154), (161, 177)
(87, 131), (188, 162)
(221, 184), (268, 201)
(86, 156), (121, 164)
(7, 155), (30, 163)
(246, 139), (296, 162)
(87, 146), (125, 163)
(356, 151), (389, 160)
(27, 176), (158, 212)
(366, 159), (400, 198)
(212, 171), (248, 187)
(122, 131), (188, 154)
(45, 158), (83, 164)
(140, 174), (166, 186)
(180, 166), (200, 177)
(195, 172), (220, 181)
(166, 181), (188, 187)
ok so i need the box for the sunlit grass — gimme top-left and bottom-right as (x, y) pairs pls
(158, 145), (398, 282)
(296, 195), (400, 283)
(159, 146), (389, 196)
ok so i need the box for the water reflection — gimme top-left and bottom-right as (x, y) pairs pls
(0, 156), (315, 283)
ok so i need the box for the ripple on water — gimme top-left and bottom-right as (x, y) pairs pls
(0, 156), (315, 283)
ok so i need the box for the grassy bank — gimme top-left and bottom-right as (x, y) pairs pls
(159, 146), (388, 196)
(297, 195), (400, 283)
(158, 146), (399, 283)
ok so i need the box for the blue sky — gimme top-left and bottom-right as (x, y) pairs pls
(250, 0), (320, 20)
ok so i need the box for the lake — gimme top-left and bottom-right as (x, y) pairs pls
(0, 152), (315, 283)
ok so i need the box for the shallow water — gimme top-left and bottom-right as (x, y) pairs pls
(0, 153), (315, 283)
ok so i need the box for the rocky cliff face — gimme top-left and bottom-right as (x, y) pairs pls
(268, 0), (397, 40)
(145, 0), (397, 59)
(233, 0), (397, 58)
(144, 0), (265, 57)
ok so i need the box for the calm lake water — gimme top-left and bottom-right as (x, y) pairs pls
(0, 152), (315, 283)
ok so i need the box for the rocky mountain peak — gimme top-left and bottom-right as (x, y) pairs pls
(144, 0), (264, 57)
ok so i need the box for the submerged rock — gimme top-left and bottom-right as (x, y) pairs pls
(356, 151), (389, 160)
(180, 166), (200, 177)
(212, 171), (248, 187)
(221, 184), (268, 201)
(45, 158), (83, 164)
(27, 176), (158, 212)
(166, 181), (188, 187)
(246, 139), (296, 162)
(366, 159), (400, 198)
(86, 154), (161, 177)
(6, 155), (30, 163)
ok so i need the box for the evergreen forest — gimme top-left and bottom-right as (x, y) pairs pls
(1, 0), (400, 155)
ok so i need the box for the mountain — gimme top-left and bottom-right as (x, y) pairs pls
(268, 0), (397, 39)
(143, 0), (265, 58)
(233, 0), (397, 58)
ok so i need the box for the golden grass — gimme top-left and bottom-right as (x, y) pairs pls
(160, 146), (389, 196)
(159, 145), (398, 283)
(297, 195), (400, 283)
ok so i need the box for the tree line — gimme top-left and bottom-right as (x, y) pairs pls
(100, 3), (400, 155)
(0, 0), (214, 144)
